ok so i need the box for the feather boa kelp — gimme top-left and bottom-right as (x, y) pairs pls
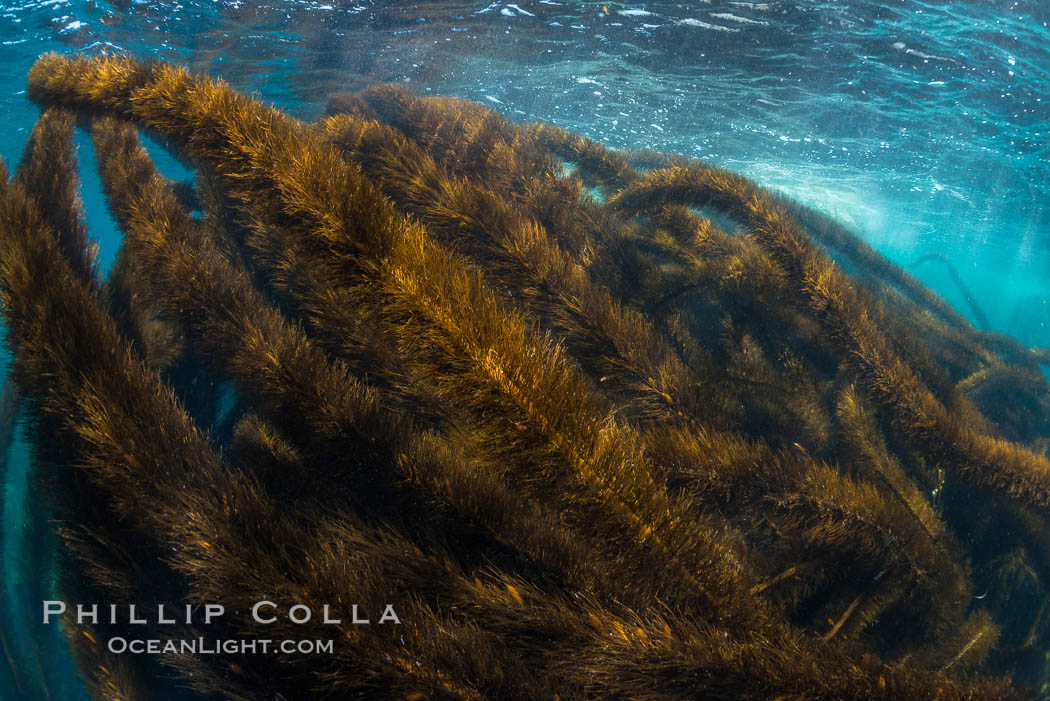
(1, 52), (1049, 699)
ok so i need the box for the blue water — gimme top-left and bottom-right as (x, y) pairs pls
(0, 1), (1047, 697)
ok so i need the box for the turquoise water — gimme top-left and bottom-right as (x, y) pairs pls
(0, 1), (1047, 698)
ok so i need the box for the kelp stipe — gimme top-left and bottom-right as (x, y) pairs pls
(0, 51), (1047, 698)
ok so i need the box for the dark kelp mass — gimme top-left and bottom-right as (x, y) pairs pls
(1, 52), (1049, 699)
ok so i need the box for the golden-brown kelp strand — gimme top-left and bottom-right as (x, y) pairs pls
(0, 170), (230, 697)
(227, 413), (310, 498)
(842, 252), (997, 396)
(877, 288), (995, 406)
(324, 90), (380, 121)
(336, 539), (1016, 701)
(612, 138), (975, 342)
(178, 514), (565, 701)
(102, 239), (184, 373)
(527, 118), (725, 272)
(644, 200), (731, 265)
(168, 178), (198, 213)
(54, 526), (230, 701)
(438, 101), (736, 284)
(622, 147), (693, 172)
(199, 108), (715, 608)
(242, 218), (463, 432)
(344, 82), (786, 354)
(89, 107), (759, 626)
(13, 107), (96, 288)
(233, 121), (477, 431)
(255, 107), (762, 624)
(7, 144), (177, 699)
(365, 93), (811, 377)
(231, 215), (733, 611)
(351, 84), (549, 192)
(773, 193), (973, 330)
(465, 561), (1017, 701)
(346, 84), (602, 259)
(34, 54), (776, 626)
(835, 385), (948, 543)
(320, 110), (963, 642)
(88, 115), (644, 608)
(605, 166), (976, 414)
(389, 93), (669, 292)
(321, 110), (962, 645)
(937, 610), (1002, 673)
(0, 165), (563, 701)
(61, 601), (154, 701)
(713, 321), (836, 451)
(66, 642), (149, 701)
(203, 518), (1006, 701)
(84, 123), (232, 430)
(528, 121), (634, 195)
(958, 364), (1050, 446)
(318, 113), (723, 430)
(320, 113), (824, 449)
(7, 138), (199, 698)
(563, 618), (1023, 701)
(648, 423), (971, 651)
(90, 115), (559, 542)
(609, 164), (1050, 509)
(446, 568), (1019, 701)
(1027, 346), (1050, 368)
(973, 331), (1048, 375)
(71, 57), (991, 659)
(0, 165), (242, 699)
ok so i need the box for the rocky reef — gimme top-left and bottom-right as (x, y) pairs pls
(1, 52), (1050, 699)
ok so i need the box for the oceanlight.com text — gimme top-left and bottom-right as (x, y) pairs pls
(107, 637), (335, 655)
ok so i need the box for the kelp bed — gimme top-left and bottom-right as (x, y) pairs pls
(1, 52), (1050, 700)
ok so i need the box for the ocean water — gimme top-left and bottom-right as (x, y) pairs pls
(0, 1), (1048, 699)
